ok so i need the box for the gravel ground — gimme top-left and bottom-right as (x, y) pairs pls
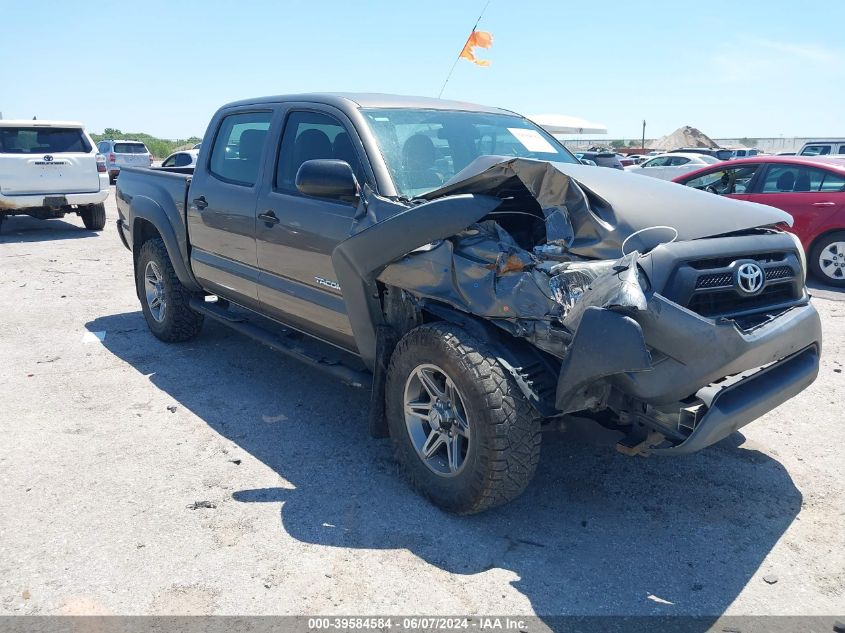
(0, 191), (843, 622)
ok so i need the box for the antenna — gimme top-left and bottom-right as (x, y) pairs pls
(437, 0), (492, 99)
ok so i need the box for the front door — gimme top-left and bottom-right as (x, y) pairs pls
(255, 107), (370, 352)
(186, 109), (276, 310)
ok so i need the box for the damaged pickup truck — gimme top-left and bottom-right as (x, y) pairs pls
(115, 94), (821, 514)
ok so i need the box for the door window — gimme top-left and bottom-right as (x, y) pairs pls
(665, 156), (690, 166)
(683, 164), (761, 194)
(837, 145), (845, 155)
(161, 155), (176, 167)
(760, 165), (834, 193)
(642, 156), (669, 167)
(275, 110), (364, 192)
(209, 111), (273, 186)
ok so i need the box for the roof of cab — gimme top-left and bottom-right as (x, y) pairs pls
(0, 120), (85, 128)
(221, 92), (514, 115)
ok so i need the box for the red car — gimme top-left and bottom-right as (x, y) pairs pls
(674, 156), (845, 286)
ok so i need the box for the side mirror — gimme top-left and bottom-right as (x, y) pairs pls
(295, 159), (359, 200)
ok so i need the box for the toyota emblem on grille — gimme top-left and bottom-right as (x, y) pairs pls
(735, 262), (765, 295)
(43, 155), (53, 162)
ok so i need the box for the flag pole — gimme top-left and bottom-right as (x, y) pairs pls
(437, 0), (492, 99)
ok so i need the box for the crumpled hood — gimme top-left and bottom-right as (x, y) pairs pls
(421, 156), (793, 259)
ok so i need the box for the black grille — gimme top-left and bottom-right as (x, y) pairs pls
(687, 252), (787, 270)
(687, 285), (796, 318)
(766, 266), (793, 281)
(695, 272), (733, 289)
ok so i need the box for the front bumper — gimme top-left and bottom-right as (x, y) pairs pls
(0, 189), (109, 212)
(556, 295), (822, 454)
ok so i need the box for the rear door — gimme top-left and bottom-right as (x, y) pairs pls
(255, 105), (370, 351)
(0, 126), (100, 194)
(186, 108), (277, 309)
(747, 163), (845, 247)
(113, 142), (149, 167)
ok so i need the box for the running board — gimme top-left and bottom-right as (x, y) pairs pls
(189, 297), (372, 389)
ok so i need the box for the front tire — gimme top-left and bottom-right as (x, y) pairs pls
(135, 238), (204, 342)
(809, 231), (845, 287)
(80, 203), (106, 230)
(386, 322), (541, 514)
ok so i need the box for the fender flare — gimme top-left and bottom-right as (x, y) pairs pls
(131, 196), (202, 292)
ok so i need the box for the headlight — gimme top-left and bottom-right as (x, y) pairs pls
(549, 260), (616, 317)
(786, 231), (807, 283)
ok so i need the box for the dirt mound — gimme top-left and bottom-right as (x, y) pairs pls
(648, 126), (718, 150)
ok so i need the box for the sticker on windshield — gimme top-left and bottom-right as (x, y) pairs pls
(507, 128), (556, 153)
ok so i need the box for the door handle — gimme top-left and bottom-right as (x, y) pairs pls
(812, 201), (836, 207)
(258, 210), (280, 225)
(193, 196), (208, 210)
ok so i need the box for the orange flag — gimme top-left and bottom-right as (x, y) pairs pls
(459, 30), (493, 67)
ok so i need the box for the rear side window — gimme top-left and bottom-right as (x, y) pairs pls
(209, 111), (273, 186)
(114, 142), (148, 154)
(0, 127), (91, 154)
(275, 110), (365, 192)
(820, 171), (845, 192)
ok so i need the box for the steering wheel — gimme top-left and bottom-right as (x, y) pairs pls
(705, 185), (719, 194)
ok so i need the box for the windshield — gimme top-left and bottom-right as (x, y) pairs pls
(361, 108), (577, 198)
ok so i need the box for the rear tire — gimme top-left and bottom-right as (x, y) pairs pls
(809, 231), (845, 287)
(386, 322), (541, 514)
(80, 203), (106, 231)
(136, 238), (204, 342)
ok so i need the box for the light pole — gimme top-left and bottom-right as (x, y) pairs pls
(642, 120), (646, 152)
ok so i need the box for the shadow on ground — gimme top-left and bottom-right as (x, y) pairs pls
(0, 215), (97, 243)
(807, 277), (844, 302)
(88, 311), (801, 628)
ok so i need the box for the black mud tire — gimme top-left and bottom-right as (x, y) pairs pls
(80, 203), (107, 231)
(385, 322), (541, 514)
(809, 231), (845, 287)
(136, 238), (204, 342)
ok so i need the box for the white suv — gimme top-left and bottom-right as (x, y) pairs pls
(0, 120), (110, 231)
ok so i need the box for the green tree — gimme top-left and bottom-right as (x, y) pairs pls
(610, 139), (626, 149)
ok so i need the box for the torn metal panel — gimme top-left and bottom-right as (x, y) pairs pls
(332, 192), (501, 369)
(377, 221), (560, 322)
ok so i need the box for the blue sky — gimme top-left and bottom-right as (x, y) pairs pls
(2, 0), (842, 140)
